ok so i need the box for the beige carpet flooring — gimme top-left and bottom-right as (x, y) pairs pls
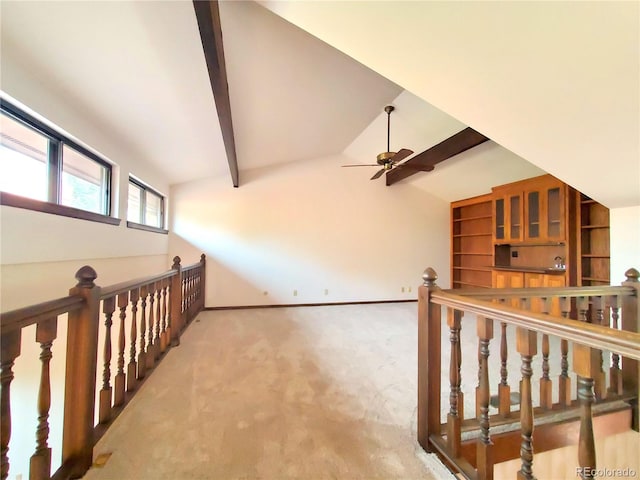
(82, 303), (454, 480)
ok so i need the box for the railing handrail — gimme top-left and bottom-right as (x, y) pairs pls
(181, 261), (202, 273)
(0, 295), (84, 333)
(99, 269), (177, 299)
(443, 285), (635, 299)
(431, 289), (640, 360)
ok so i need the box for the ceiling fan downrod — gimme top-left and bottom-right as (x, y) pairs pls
(384, 105), (394, 153)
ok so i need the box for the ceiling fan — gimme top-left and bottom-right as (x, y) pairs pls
(342, 105), (414, 180)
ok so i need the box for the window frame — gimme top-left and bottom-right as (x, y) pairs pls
(126, 177), (168, 234)
(0, 98), (119, 225)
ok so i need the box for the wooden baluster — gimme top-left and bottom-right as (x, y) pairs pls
(578, 296), (589, 323)
(621, 268), (639, 431)
(137, 286), (147, 380)
(573, 341), (600, 479)
(558, 296), (572, 406)
(155, 282), (162, 358)
(187, 269), (192, 321)
(127, 288), (139, 391)
(447, 308), (463, 456)
(498, 321), (511, 417)
(1, 330), (21, 480)
(114, 292), (128, 407)
(200, 254), (207, 310)
(171, 257), (183, 345)
(592, 296), (606, 400)
(539, 298), (552, 409)
(417, 268), (441, 452)
(475, 338), (482, 419)
(99, 297), (115, 423)
(477, 316), (494, 480)
(146, 285), (156, 370)
(608, 296), (623, 395)
(187, 271), (192, 320)
(577, 377), (596, 479)
(160, 280), (168, 352)
(517, 327), (537, 480)
(62, 266), (101, 477)
(29, 318), (57, 480)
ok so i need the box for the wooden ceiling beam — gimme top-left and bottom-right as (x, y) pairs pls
(193, 0), (239, 187)
(386, 127), (489, 186)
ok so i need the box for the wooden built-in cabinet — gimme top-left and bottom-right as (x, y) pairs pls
(577, 193), (610, 285)
(492, 270), (524, 289)
(493, 174), (568, 244)
(523, 176), (567, 243)
(451, 193), (493, 289)
(453, 174), (609, 289)
(493, 185), (523, 244)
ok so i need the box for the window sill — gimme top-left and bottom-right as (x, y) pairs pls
(126, 221), (169, 234)
(0, 192), (121, 225)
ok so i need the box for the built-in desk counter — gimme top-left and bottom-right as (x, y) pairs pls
(492, 266), (566, 276)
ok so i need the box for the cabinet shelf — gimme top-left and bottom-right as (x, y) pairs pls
(582, 277), (610, 283)
(453, 214), (492, 222)
(453, 280), (491, 288)
(579, 194), (610, 286)
(453, 252), (492, 256)
(453, 233), (492, 238)
(453, 266), (492, 272)
(452, 194), (493, 289)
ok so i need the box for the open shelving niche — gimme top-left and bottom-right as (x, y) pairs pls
(578, 193), (610, 285)
(451, 193), (493, 289)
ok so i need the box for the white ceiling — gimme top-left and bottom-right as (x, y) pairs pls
(2, 1), (637, 207)
(219, 0), (402, 170)
(259, 1), (640, 208)
(1, 0), (228, 183)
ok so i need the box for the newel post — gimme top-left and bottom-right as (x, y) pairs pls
(200, 254), (206, 311)
(417, 267), (441, 451)
(62, 266), (101, 477)
(170, 256), (183, 346)
(621, 267), (639, 431)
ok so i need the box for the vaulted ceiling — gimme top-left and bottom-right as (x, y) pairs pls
(1, 1), (637, 207)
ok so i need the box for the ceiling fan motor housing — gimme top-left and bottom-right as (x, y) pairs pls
(376, 151), (396, 164)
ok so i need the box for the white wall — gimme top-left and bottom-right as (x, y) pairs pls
(170, 154), (450, 307)
(1, 46), (173, 303)
(610, 206), (640, 285)
(1, 47), (176, 480)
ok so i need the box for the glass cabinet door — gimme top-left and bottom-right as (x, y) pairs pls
(547, 187), (561, 238)
(495, 198), (505, 240)
(527, 191), (540, 238)
(509, 194), (521, 239)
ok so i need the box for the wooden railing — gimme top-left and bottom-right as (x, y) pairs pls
(0, 255), (206, 480)
(418, 267), (640, 480)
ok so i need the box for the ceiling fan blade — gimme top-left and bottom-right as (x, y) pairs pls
(391, 148), (414, 164)
(341, 164), (379, 167)
(395, 164), (435, 172)
(370, 168), (386, 180)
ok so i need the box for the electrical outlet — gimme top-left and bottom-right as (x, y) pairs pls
(401, 287), (405, 293)
(408, 286), (412, 293)
(263, 291), (268, 296)
(293, 289), (298, 296)
(324, 289), (328, 295)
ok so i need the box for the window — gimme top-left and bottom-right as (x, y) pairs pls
(127, 178), (167, 233)
(0, 99), (116, 224)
